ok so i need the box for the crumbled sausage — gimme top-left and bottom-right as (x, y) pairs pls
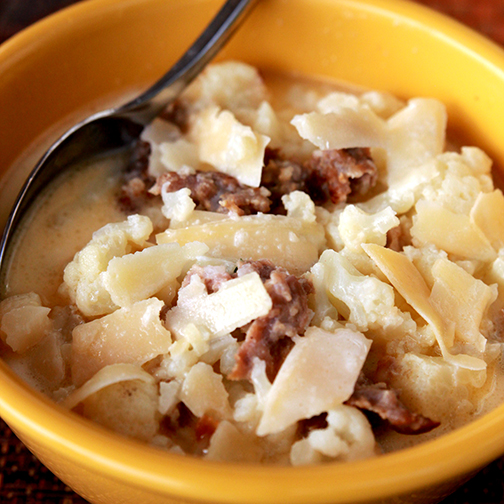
(304, 148), (378, 205)
(230, 260), (314, 382)
(145, 143), (377, 216)
(159, 98), (192, 134)
(118, 140), (156, 213)
(345, 382), (440, 435)
(261, 147), (378, 210)
(297, 413), (329, 439)
(261, 148), (308, 213)
(182, 264), (234, 294)
(150, 170), (271, 216)
(386, 225), (404, 252)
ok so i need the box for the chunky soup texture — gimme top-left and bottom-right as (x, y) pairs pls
(1, 61), (504, 465)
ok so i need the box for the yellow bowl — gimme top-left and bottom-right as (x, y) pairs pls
(1, 0), (504, 503)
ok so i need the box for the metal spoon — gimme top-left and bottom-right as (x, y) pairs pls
(0, 0), (257, 276)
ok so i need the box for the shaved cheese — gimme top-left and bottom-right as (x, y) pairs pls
(411, 200), (496, 262)
(430, 257), (495, 352)
(470, 190), (504, 250)
(166, 272), (272, 340)
(257, 327), (371, 436)
(363, 243), (486, 370)
(157, 213), (326, 275)
(291, 108), (386, 150)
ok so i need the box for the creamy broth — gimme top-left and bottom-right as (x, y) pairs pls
(1, 62), (503, 464)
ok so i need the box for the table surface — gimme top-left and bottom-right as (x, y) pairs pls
(1, 0), (504, 503)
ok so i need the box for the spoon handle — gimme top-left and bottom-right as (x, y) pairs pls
(116, 0), (258, 124)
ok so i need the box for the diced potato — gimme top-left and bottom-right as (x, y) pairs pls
(81, 377), (160, 442)
(180, 362), (231, 419)
(157, 213), (326, 275)
(389, 353), (487, 424)
(0, 293), (51, 353)
(206, 421), (263, 462)
(165, 272), (272, 340)
(191, 106), (270, 187)
(257, 327), (371, 436)
(103, 241), (208, 307)
(430, 257), (495, 352)
(63, 214), (153, 317)
(411, 200), (496, 262)
(71, 298), (171, 386)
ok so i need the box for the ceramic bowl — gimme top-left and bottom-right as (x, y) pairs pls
(1, 0), (504, 503)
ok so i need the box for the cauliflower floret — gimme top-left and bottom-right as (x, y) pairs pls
(290, 405), (377, 465)
(338, 205), (399, 252)
(63, 214), (153, 317)
(191, 106), (270, 187)
(317, 249), (414, 334)
(418, 149), (493, 214)
(184, 60), (268, 112)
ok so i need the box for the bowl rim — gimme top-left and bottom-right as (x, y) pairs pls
(2, 0), (504, 503)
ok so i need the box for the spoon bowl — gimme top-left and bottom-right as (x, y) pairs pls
(0, 0), (256, 276)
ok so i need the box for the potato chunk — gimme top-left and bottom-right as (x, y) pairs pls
(257, 327), (371, 436)
(82, 377), (160, 442)
(71, 298), (171, 386)
(180, 362), (231, 419)
(103, 241), (208, 307)
(0, 292), (51, 353)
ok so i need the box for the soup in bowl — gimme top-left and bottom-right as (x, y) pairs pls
(1, 0), (504, 503)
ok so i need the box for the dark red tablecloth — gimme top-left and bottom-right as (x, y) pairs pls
(1, 0), (504, 503)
